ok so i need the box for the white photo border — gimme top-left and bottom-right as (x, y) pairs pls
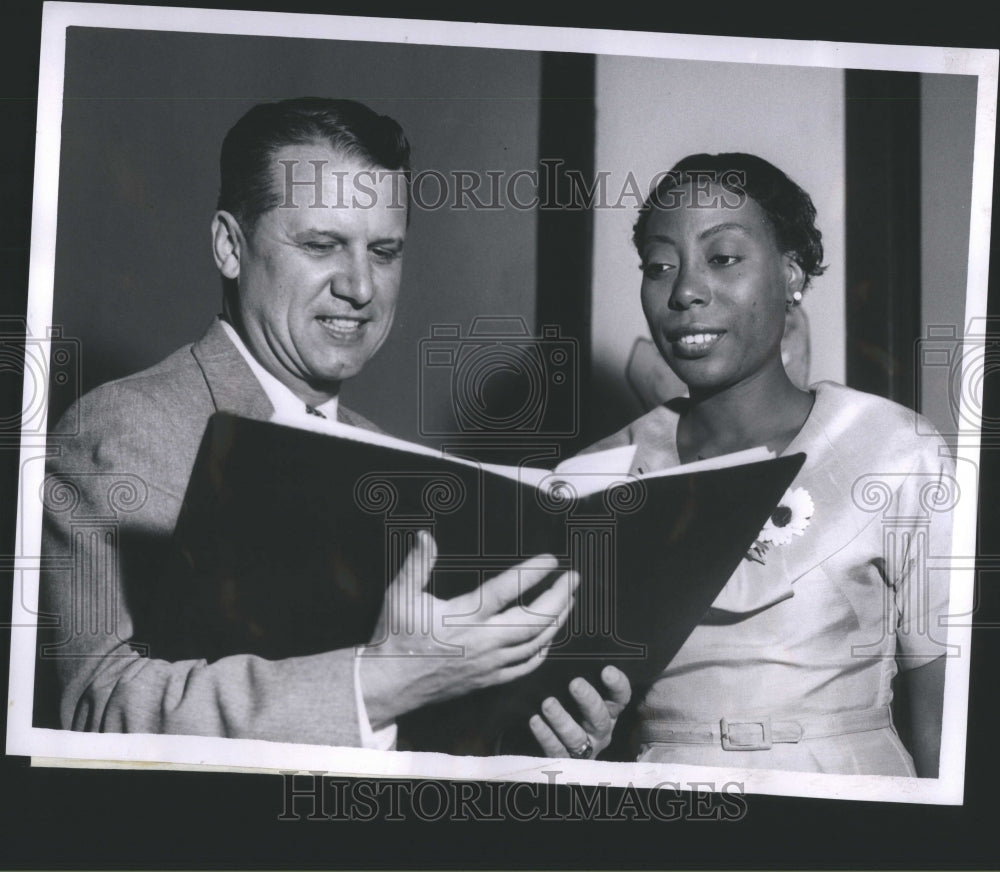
(7, 0), (997, 807)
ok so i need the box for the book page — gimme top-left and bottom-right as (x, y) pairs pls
(552, 444), (637, 475)
(271, 410), (773, 497)
(540, 446), (777, 499)
(641, 446), (775, 477)
(271, 409), (639, 489)
(271, 410), (453, 460)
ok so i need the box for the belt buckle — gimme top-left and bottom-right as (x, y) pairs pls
(720, 717), (772, 751)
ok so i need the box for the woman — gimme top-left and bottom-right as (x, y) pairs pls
(532, 153), (953, 776)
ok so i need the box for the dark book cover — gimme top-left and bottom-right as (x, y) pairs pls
(160, 412), (804, 756)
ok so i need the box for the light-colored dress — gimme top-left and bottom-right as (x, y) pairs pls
(588, 381), (955, 775)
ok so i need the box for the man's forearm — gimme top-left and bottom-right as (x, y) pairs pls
(59, 640), (365, 745)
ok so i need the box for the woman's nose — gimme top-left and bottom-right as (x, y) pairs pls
(668, 264), (711, 310)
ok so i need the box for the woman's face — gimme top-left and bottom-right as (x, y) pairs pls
(639, 181), (803, 396)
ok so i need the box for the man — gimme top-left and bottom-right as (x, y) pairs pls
(39, 98), (628, 757)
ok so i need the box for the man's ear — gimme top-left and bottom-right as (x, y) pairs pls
(212, 211), (244, 280)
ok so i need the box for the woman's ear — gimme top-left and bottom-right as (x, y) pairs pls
(783, 254), (806, 303)
(781, 255), (810, 387)
(211, 211), (243, 280)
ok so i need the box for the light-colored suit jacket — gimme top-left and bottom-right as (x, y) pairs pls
(40, 318), (381, 745)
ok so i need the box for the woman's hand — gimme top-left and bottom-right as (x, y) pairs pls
(529, 666), (631, 760)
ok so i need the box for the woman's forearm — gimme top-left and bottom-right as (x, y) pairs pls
(905, 655), (946, 777)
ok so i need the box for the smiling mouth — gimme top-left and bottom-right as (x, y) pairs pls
(669, 330), (725, 357)
(316, 315), (368, 339)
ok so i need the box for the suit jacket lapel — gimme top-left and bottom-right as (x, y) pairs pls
(190, 318), (274, 421)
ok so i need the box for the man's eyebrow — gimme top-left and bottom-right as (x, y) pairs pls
(291, 229), (405, 248)
(368, 236), (405, 248)
(294, 229), (345, 240)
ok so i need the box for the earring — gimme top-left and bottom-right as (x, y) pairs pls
(792, 291), (803, 303)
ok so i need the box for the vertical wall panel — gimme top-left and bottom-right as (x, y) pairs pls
(535, 53), (595, 452)
(845, 70), (921, 406)
(919, 73), (978, 441)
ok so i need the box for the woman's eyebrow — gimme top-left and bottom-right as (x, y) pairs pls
(698, 222), (750, 241)
(645, 223), (751, 247)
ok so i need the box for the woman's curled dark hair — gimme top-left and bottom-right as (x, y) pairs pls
(633, 152), (826, 288)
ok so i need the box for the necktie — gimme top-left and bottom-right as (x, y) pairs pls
(305, 404), (327, 419)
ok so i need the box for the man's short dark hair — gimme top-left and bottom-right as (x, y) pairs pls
(218, 97), (412, 233)
(633, 152), (826, 288)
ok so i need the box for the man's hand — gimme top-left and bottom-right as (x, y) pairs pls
(359, 531), (578, 729)
(528, 666), (632, 760)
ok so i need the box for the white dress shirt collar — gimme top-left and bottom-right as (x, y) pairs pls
(219, 318), (340, 422)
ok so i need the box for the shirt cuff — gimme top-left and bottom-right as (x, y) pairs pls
(354, 651), (397, 750)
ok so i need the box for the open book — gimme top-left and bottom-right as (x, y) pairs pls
(162, 413), (805, 756)
(274, 406), (777, 493)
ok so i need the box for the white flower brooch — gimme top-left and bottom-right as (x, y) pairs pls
(746, 486), (814, 564)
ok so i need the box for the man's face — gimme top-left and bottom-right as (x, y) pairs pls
(225, 144), (407, 404)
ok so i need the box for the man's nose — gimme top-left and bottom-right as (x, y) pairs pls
(668, 263), (711, 310)
(330, 254), (374, 306)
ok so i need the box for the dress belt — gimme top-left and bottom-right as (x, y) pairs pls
(636, 706), (893, 751)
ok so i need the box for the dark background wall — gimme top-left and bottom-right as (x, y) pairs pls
(51, 30), (979, 451)
(52, 27), (541, 444)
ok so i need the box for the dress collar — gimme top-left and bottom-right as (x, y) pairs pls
(707, 381), (919, 615)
